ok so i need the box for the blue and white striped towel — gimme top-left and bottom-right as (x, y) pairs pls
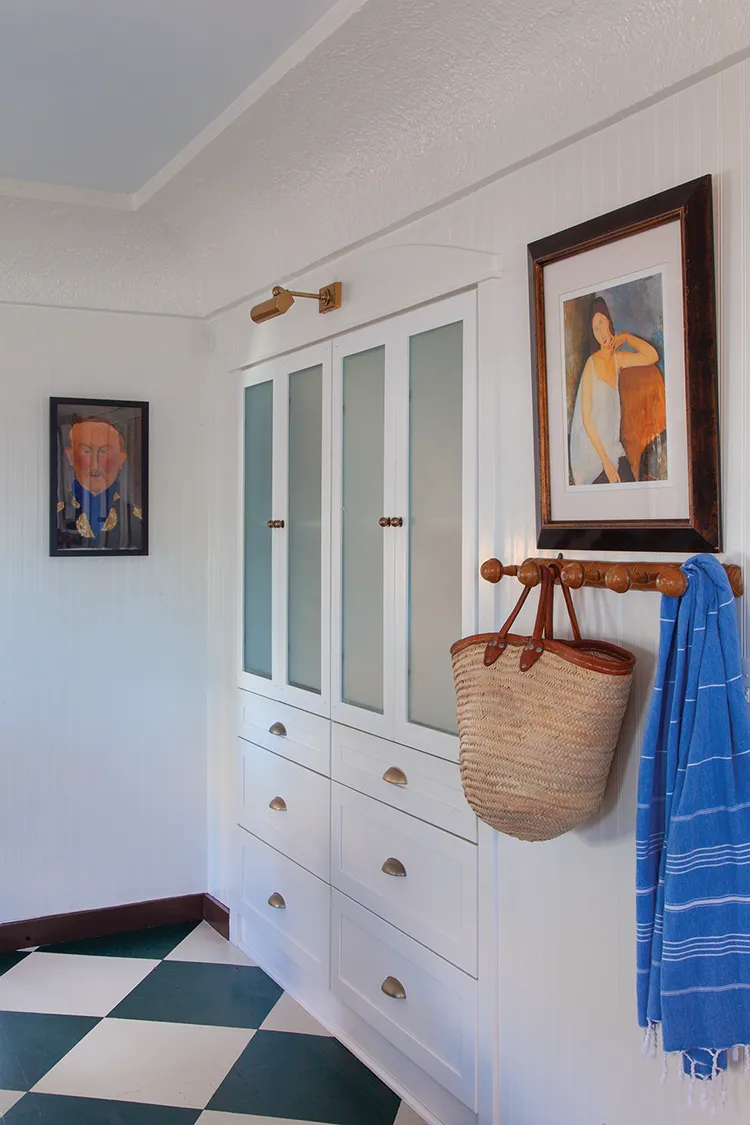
(637, 554), (750, 1083)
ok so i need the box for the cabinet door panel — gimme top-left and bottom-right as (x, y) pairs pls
(407, 321), (463, 736)
(332, 332), (395, 740)
(242, 379), (274, 681)
(287, 363), (324, 695)
(393, 293), (477, 760)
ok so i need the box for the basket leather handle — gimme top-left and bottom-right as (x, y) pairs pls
(483, 582), (534, 665)
(518, 565), (554, 671)
(483, 561), (582, 668)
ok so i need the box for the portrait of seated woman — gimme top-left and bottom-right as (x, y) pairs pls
(566, 283), (667, 488)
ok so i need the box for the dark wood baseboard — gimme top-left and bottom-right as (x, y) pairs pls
(202, 893), (230, 940)
(0, 893), (230, 954)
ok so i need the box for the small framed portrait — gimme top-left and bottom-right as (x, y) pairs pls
(50, 397), (149, 557)
(529, 174), (720, 552)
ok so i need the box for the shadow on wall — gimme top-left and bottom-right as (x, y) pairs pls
(578, 640), (656, 847)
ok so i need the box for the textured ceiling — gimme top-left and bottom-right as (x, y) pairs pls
(0, 0), (748, 316)
(0, 0), (340, 193)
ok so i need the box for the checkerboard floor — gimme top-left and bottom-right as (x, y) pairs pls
(0, 921), (426, 1125)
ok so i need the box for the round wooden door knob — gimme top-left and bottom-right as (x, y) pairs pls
(656, 568), (688, 598)
(605, 564), (632, 594)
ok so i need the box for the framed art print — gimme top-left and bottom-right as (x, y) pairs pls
(528, 174), (720, 552)
(50, 397), (149, 557)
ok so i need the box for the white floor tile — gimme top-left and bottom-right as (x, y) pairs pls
(0, 1089), (24, 1115)
(198, 1113), (334, 1124)
(0, 953), (158, 1016)
(395, 1102), (429, 1125)
(258, 993), (331, 1037)
(33, 1018), (254, 1109)
(166, 922), (256, 967)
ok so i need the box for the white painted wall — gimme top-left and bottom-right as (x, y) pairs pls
(208, 57), (750, 1125)
(0, 305), (212, 922)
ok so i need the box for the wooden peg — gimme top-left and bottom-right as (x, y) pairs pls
(560, 561), (585, 590)
(518, 559), (543, 588)
(726, 564), (744, 598)
(480, 558), (506, 584)
(656, 568), (688, 598)
(605, 564), (632, 594)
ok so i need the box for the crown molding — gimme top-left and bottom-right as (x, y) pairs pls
(0, 0), (366, 215)
(0, 175), (134, 211)
(131, 0), (368, 209)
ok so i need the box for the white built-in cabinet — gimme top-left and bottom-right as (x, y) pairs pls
(236, 292), (480, 1125)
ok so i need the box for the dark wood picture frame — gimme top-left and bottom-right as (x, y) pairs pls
(49, 396), (149, 557)
(528, 174), (720, 552)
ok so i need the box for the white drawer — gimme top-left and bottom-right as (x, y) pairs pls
(238, 690), (330, 775)
(331, 891), (477, 1110)
(238, 827), (330, 987)
(239, 740), (330, 881)
(332, 724), (476, 841)
(331, 784), (477, 975)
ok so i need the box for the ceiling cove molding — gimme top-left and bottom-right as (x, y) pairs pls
(132, 0), (369, 209)
(0, 0), (366, 214)
(0, 176), (134, 212)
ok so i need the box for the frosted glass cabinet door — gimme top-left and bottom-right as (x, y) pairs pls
(243, 380), (273, 679)
(407, 321), (463, 736)
(287, 364), (323, 695)
(393, 291), (477, 760)
(332, 337), (393, 739)
(341, 347), (386, 712)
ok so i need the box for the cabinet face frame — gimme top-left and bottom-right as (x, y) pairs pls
(239, 342), (332, 717)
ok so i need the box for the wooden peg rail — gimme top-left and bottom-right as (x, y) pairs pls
(480, 557), (743, 600)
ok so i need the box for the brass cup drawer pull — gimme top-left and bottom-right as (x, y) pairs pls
(268, 722), (287, 737)
(267, 892), (286, 909)
(381, 856), (407, 878)
(381, 975), (406, 1000)
(268, 796), (287, 812)
(382, 766), (407, 786)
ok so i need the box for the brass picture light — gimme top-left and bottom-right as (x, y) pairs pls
(250, 282), (342, 324)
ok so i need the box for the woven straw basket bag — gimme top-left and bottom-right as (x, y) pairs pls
(451, 563), (635, 842)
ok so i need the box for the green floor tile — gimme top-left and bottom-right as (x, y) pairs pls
(108, 961), (282, 1027)
(38, 922), (201, 960)
(207, 1030), (401, 1125)
(0, 1012), (99, 1090)
(4, 1093), (200, 1124)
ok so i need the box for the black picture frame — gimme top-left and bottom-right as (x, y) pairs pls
(528, 174), (720, 553)
(49, 396), (149, 557)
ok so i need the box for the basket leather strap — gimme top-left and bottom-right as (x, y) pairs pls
(482, 561), (582, 669)
(483, 582), (533, 666)
(519, 564), (554, 671)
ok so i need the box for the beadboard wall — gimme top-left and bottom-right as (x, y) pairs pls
(0, 305), (213, 922)
(209, 58), (750, 1125)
